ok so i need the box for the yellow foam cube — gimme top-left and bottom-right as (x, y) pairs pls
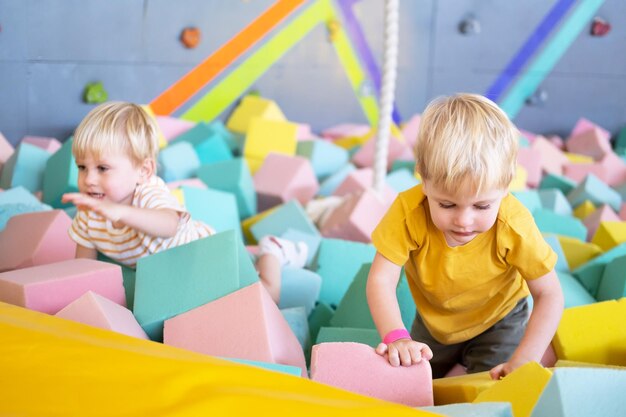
(334, 129), (373, 150)
(509, 165), (528, 191)
(558, 235), (602, 270)
(142, 104), (168, 149)
(553, 298), (626, 366)
(170, 188), (184, 205)
(564, 152), (594, 164)
(432, 371), (496, 405)
(241, 207), (276, 244)
(226, 96), (286, 134)
(573, 200), (596, 220)
(243, 118), (297, 170)
(591, 221), (626, 251)
(473, 362), (552, 417)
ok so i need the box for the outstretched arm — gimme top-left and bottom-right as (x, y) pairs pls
(62, 193), (180, 238)
(367, 252), (433, 367)
(490, 269), (563, 379)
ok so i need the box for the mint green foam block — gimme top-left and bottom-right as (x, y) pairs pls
(0, 142), (50, 193)
(296, 139), (349, 181)
(308, 302), (334, 343)
(281, 306), (310, 352)
(315, 238), (375, 307)
(512, 190), (542, 213)
(318, 163), (356, 197)
(97, 252), (137, 311)
(316, 327), (381, 347)
(386, 169), (419, 193)
(250, 200), (319, 241)
(279, 266), (321, 316)
(225, 358), (302, 377)
(573, 243), (626, 297)
(539, 173), (577, 196)
(134, 230), (242, 341)
(557, 271), (596, 308)
(531, 368), (626, 417)
(597, 254), (626, 301)
(420, 402), (512, 417)
(42, 137), (78, 208)
(197, 158), (256, 219)
(194, 134), (233, 165)
(180, 185), (242, 241)
(0, 186), (51, 231)
(169, 122), (214, 147)
(157, 141), (200, 182)
(544, 234), (570, 272)
(391, 159), (416, 174)
(567, 174), (622, 212)
(538, 189), (572, 216)
(533, 209), (587, 241)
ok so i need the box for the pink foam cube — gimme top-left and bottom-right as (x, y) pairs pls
(253, 153), (319, 211)
(0, 210), (76, 272)
(563, 162), (607, 184)
(583, 205), (620, 241)
(0, 132), (14, 164)
(332, 168), (397, 202)
(310, 342), (433, 407)
(351, 136), (411, 169)
(598, 152), (626, 186)
(320, 189), (392, 243)
(547, 134), (565, 150)
(565, 127), (612, 160)
(56, 291), (148, 339)
(155, 116), (196, 141)
(296, 123), (314, 140)
(0, 259), (125, 314)
(164, 282), (307, 376)
(517, 147), (543, 188)
(569, 117), (610, 142)
(520, 129), (539, 143)
(21, 136), (62, 154)
(619, 204), (626, 221)
(531, 136), (569, 175)
(401, 114), (421, 147)
(321, 124), (371, 140)
(166, 178), (208, 190)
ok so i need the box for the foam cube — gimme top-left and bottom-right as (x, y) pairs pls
(473, 362), (552, 417)
(572, 242), (626, 296)
(351, 136), (410, 170)
(250, 200), (319, 242)
(0, 142), (51, 193)
(197, 158), (257, 219)
(308, 301), (334, 342)
(583, 205), (620, 241)
(224, 358), (302, 377)
(0, 209), (75, 272)
(253, 153), (319, 211)
(572, 200), (596, 219)
(226, 96), (286, 134)
(321, 123), (371, 140)
(531, 367), (626, 417)
(567, 174), (622, 212)
(55, 291), (148, 339)
(22, 136), (62, 153)
(386, 169), (419, 193)
(512, 190), (542, 213)
(310, 342), (433, 407)
(421, 402), (512, 417)
(597, 151), (626, 186)
(194, 134), (233, 165)
(433, 371), (497, 405)
(42, 138), (78, 208)
(597, 254), (626, 301)
(318, 163), (356, 197)
(533, 209), (587, 241)
(510, 165), (528, 191)
(557, 271), (596, 308)
(155, 116), (195, 141)
(243, 118), (298, 173)
(531, 136), (568, 175)
(177, 185), (242, 240)
(280, 306), (311, 351)
(517, 147), (543, 187)
(538, 189), (572, 216)
(332, 168), (397, 202)
(543, 234), (569, 272)
(558, 236), (602, 270)
(133, 230), (256, 341)
(565, 127), (612, 160)
(552, 298), (626, 366)
(0, 259), (125, 314)
(164, 282), (307, 376)
(278, 266), (321, 316)
(296, 140), (349, 180)
(0, 186), (51, 231)
(157, 141), (200, 182)
(591, 221), (626, 251)
(169, 121), (215, 147)
(0, 132), (14, 164)
(316, 327), (380, 347)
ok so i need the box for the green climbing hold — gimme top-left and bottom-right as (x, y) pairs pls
(83, 81), (108, 104)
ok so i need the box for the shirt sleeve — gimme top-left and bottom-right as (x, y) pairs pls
(67, 210), (96, 249)
(371, 195), (420, 266)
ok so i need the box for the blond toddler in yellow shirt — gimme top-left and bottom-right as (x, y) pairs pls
(367, 93), (563, 380)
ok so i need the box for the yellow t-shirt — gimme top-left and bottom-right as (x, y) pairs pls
(371, 184), (557, 344)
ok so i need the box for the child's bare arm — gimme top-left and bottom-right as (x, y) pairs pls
(75, 244), (98, 260)
(489, 269), (563, 379)
(62, 193), (180, 238)
(367, 252), (433, 367)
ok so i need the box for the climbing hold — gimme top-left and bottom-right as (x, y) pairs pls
(525, 88), (548, 106)
(458, 17), (481, 35)
(591, 17), (611, 37)
(326, 19), (341, 42)
(83, 81), (108, 104)
(180, 27), (201, 49)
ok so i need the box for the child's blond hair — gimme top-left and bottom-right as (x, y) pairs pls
(414, 93), (519, 196)
(72, 101), (159, 166)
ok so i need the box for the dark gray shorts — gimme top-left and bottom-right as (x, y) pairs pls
(410, 298), (529, 379)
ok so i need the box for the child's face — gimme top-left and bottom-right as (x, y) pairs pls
(422, 180), (506, 247)
(76, 150), (148, 206)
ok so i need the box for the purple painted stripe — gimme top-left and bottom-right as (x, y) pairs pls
(338, 0), (402, 123)
(485, 0), (576, 102)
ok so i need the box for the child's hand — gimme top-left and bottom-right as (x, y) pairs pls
(489, 356), (528, 380)
(62, 192), (126, 223)
(375, 339), (433, 367)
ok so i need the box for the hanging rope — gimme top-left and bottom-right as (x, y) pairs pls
(373, 0), (399, 195)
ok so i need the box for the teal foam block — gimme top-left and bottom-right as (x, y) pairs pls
(281, 228), (322, 268)
(567, 174), (622, 212)
(168, 121), (214, 147)
(420, 402), (512, 417)
(533, 209), (587, 241)
(396, 269), (417, 330)
(512, 190), (542, 213)
(316, 326), (381, 347)
(0, 142), (51, 193)
(315, 238), (376, 307)
(225, 358), (302, 377)
(197, 158), (256, 220)
(179, 185), (243, 241)
(0, 187), (51, 231)
(157, 141), (200, 182)
(308, 302), (334, 343)
(280, 306), (310, 352)
(318, 163), (356, 197)
(194, 134), (233, 165)
(97, 253), (137, 311)
(330, 263), (415, 330)
(539, 173), (577, 196)
(538, 189), (572, 216)
(296, 140), (349, 181)
(544, 234), (570, 272)
(557, 271), (596, 308)
(391, 159), (415, 173)
(278, 266), (321, 316)
(250, 200), (319, 242)
(386, 169), (419, 193)
(615, 125), (626, 156)
(613, 182), (626, 202)
(597, 254), (626, 301)
(0, 186), (43, 206)
(42, 138), (78, 208)
(133, 230), (243, 341)
(572, 243), (626, 297)
(531, 367), (626, 417)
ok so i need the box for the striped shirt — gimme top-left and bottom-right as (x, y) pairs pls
(68, 176), (214, 268)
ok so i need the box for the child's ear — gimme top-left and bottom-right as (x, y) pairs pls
(138, 158), (156, 183)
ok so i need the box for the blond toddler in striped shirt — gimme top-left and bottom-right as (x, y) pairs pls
(62, 102), (307, 303)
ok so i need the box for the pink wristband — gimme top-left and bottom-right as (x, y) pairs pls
(383, 328), (411, 345)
